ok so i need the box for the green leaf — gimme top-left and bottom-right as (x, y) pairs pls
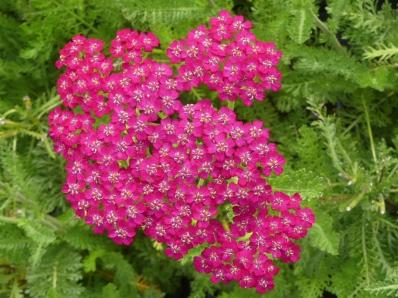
(102, 283), (120, 298)
(367, 283), (398, 297)
(308, 210), (340, 255)
(26, 245), (83, 298)
(17, 219), (55, 246)
(179, 244), (206, 265)
(0, 223), (29, 251)
(326, 0), (348, 32)
(0, 224), (30, 265)
(189, 273), (215, 298)
(62, 223), (114, 251)
(83, 249), (105, 273)
(100, 252), (138, 296)
(117, 0), (216, 25)
(363, 43), (398, 62)
(288, 0), (315, 44)
(268, 168), (326, 200)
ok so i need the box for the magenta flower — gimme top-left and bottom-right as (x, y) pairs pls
(49, 13), (314, 294)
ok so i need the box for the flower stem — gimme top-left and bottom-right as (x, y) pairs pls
(310, 9), (345, 53)
(362, 98), (378, 165)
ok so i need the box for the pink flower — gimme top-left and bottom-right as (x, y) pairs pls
(49, 17), (314, 295)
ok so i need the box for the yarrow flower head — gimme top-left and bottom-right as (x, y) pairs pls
(49, 11), (314, 294)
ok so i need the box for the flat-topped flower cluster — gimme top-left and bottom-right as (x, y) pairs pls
(49, 11), (314, 294)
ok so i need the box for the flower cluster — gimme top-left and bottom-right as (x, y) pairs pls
(167, 10), (282, 106)
(143, 101), (314, 293)
(51, 30), (181, 244)
(49, 11), (314, 294)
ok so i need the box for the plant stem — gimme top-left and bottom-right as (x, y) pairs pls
(362, 98), (378, 165)
(361, 216), (370, 286)
(37, 97), (61, 119)
(310, 10), (345, 53)
(346, 191), (366, 211)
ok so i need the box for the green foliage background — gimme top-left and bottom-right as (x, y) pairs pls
(1, 0), (398, 297)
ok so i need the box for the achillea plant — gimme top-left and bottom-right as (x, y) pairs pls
(2, 1), (398, 297)
(48, 11), (314, 294)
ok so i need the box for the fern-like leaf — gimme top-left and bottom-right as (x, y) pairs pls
(308, 209), (340, 255)
(100, 251), (139, 296)
(268, 168), (326, 200)
(287, 0), (316, 44)
(116, 0), (215, 25)
(364, 43), (398, 62)
(326, 0), (348, 32)
(366, 267), (398, 297)
(26, 245), (83, 298)
(62, 223), (114, 251)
